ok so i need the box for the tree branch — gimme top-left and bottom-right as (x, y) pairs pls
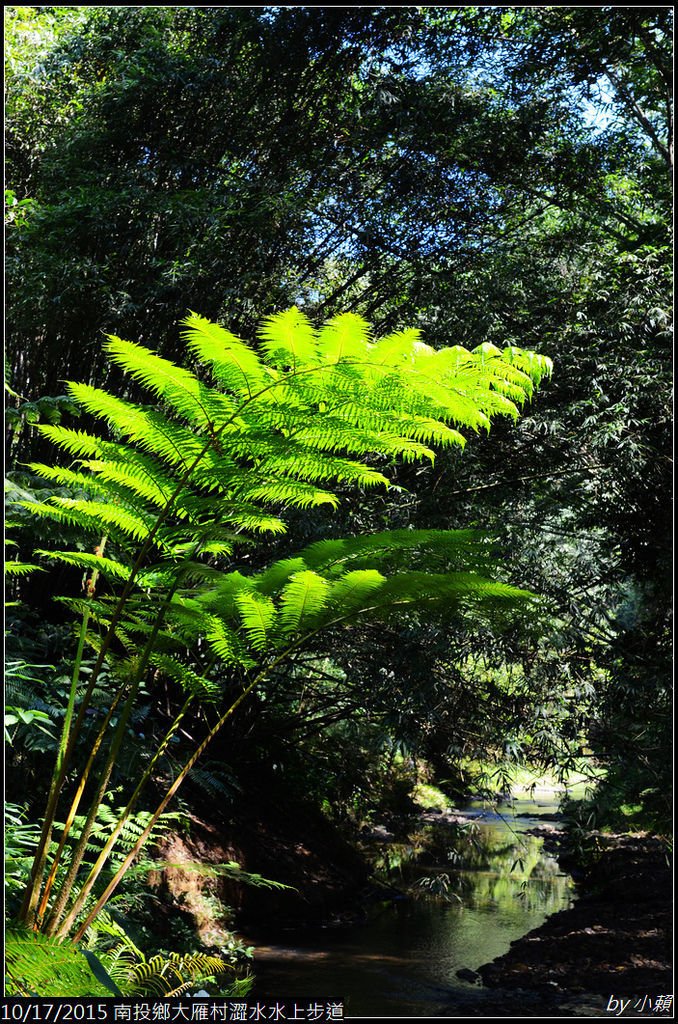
(602, 64), (671, 169)
(448, 464), (604, 497)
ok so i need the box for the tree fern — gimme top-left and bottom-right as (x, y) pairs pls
(10, 307), (552, 941)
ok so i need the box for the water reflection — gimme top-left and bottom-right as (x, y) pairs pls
(250, 800), (574, 1017)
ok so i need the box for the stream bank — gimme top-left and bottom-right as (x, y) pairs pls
(474, 833), (673, 1016)
(244, 796), (576, 1016)
(150, 786), (671, 1017)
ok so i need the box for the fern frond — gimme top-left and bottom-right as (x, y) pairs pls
(92, 942), (140, 986)
(15, 500), (104, 535)
(240, 478), (340, 510)
(299, 528), (493, 574)
(370, 327), (425, 364)
(365, 572), (536, 621)
(5, 561), (44, 577)
(279, 570), (331, 634)
(136, 859), (292, 890)
(316, 312), (371, 361)
(234, 590), (278, 652)
(36, 425), (104, 458)
(205, 616), (255, 668)
(257, 450), (390, 489)
(5, 928), (112, 997)
(128, 951), (233, 997)
(66, 384), (203, 469)
(226, 510), (287, 534)
(49, 498), (156, 547)
(150, 654), (221, 702)
(326, 569), (387, 612)
(105, 336), (236, 429)
(26, 463), (110, 498)
(252, 557), (308, 596)
(193, 571), (254, 617)
(502, 346), (554, 386)
(387, 414), (467, 449)
(83, 459), (176, 510)
(182, 311), (269, 398)
(33, 550), (132, 582)
(258, 306), (318, 369)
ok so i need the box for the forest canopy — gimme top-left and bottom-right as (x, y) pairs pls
(4, 4), (672, 998)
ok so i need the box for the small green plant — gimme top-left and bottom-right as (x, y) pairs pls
(413, 782), (452, 812)
(5, 924), (251, 998)
(414, 872), (462, 903)
(9, 307), (551, 954)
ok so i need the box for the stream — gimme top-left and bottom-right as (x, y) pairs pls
(247, 796), (575, 1017)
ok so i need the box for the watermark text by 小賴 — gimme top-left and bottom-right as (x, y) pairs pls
(606, 994), (673, 1016)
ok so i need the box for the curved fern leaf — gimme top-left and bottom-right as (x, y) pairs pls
(258, 306), (318, 369)
(279, 570), (331, 634)
(182, 311), (269, 398)
(5, 928), (111, 997)
(33, 550), (132, 582)
(316, 312), (371, 361)
(234, 590), (278, 652)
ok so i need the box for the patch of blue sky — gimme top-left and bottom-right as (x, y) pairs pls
(575, 77), (618, 136)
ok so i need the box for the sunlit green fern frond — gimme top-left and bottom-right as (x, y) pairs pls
(33, 550), (133, 583)
(5, 560), (43, 577)
(14, 306), (552, 941)
(182, 311), (269, 397)
(258, 306), (318, 369)
(5, 928), (112, 996)
(233, 590), (278, 652)
(316, 311), (371, 361)
(126, 950), (234, 997)
(279, 570), (332, 635)
(297, 528), (495, 575)
(104, 336), (236, 429)
(205, 615), (256, 668)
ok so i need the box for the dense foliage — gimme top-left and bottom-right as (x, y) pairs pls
(7, 305), (550, 989)
(5, 3), (672, 994)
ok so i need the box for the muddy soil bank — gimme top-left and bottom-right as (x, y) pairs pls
(152, 777), (372, 934)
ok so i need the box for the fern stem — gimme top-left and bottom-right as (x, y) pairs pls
(33, 537), (109, 925)
(59, 610), (91, 778)
(70, 674), (260, 944)
(21, 357), (372, 927)
(54, 696), (193, 939)
(71, 586), (464, 933)
(69, 628), (350, 943)
(41, 573), (185, 934)
(20, 535), (108, 929)
(20, 608), (91, 930)
(32, 674), (132, 929)
(42, 682), (139, 936)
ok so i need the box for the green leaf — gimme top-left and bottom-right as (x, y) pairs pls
(279, 570), (331, 634)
